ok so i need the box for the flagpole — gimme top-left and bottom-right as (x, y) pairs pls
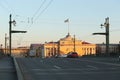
(64, 19), (70, 35)
(68, 20), (69, 35)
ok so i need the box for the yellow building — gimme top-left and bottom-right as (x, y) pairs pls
(41, 33), (96, 58)
(0, 47), (29, 56)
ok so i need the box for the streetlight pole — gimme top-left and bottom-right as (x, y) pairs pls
(93, 17), (110, 56)
(53, 41), (54, 56)
(101, 17), (109, 56)
(73, 35), (76, 52)
(9, 14), (27, 56)
(5, 33), (7, 54)
(9, 14), (12, 56)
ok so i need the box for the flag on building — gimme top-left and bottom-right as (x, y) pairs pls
(64, 19), (69, 23)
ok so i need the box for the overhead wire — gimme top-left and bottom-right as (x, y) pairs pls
(19, 0), (53, 46)
(110, 29), (120, 32)
(0, 0), (10, 13)
(32, 0), (47, 20)
(1, 0), (16, 15)
(26, 0), (53, 29)
(4, 0), (15, 14)
(26, 0), (47, 28)
(34, 0), (53, 23)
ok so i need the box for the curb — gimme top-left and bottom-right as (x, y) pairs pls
(13, 57), (24, 80)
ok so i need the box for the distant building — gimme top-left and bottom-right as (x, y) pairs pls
(28, 44), (42, 57)
(96, 44), (120, 56)
(28, 35), (120, 57)
(40, 42), (58, 58)
(40, 33), (96, 58)
(0, 46), (29, 56)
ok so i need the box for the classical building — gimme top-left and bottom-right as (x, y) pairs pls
(40, 33), (96, 58)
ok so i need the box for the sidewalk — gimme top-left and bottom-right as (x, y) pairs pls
(0, 56), (18, 80)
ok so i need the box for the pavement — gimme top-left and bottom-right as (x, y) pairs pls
(16, 57), (120, 80)
(0, 55), (17, 80)
(0, 55), (120, 80)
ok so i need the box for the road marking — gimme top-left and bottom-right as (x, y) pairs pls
(87, 65), (98, 70)
(36, 71), (120, 75)
(54, 65), (61, 69)
(80, 59), (120, 67)
(40, 60), (43, 63)
(32, 68), (96, 71)
(0, 67), (13, 69)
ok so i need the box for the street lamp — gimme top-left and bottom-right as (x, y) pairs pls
(93, 17), (110, 56)
(9, 14), (27, 56)
(0, 44), (3, 54)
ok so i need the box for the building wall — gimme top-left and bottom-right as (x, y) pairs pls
(96, 44), (120, 56)
(28, 44), (42, 57)
(43, 43), (58, 57)
(82, 44), (96, 56)
(0, 48), (29, 56)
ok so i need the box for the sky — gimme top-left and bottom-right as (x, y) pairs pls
(0, 0), (120, 48)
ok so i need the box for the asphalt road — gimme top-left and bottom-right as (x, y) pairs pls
(16, 57), (120, 80)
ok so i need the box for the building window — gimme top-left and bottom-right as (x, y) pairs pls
(90, 48), (92, 54)
(66, 48), (69, 51)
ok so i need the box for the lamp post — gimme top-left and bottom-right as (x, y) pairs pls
(9, 14), (27, 56)
(101, 17), (109, 56)
(73, 35), (76, 52)
(5, 33), (9, 55)
(9, 14), (13, 56)
(118, 41), (120, 61)
(0, 44), (3, 54)
(93, 17), (110, 56)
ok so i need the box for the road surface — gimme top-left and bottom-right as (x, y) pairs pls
(16, 57), (120, 80)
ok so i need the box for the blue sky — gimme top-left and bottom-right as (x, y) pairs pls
(0, 0), (120, 47)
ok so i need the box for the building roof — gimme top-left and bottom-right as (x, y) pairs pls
(96, 44), (119, 46)
(31, 44), (42, 47)
(30, 44), (42, 49)
(82, 41), (90, 44)
(60, 33), (74, 41)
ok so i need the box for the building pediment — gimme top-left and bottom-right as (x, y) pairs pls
(60, 33), (74, 41)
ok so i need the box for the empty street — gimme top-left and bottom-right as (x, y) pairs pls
(16, 57), (120, 80)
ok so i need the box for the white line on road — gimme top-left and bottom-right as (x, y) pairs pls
(40, 60), (43, 63)
(32, 68), (97, 71)
(36, 71), (120, 75)
(87, 65), (98, 70)
(80, 59), (120, 67)
(53, 65), (61, 69)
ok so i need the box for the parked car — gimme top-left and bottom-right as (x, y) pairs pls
(55, 54), (67, 58)
(60, 54), (67, 58)
(67, 52), (78, 58)
(29, 50), (36, 57)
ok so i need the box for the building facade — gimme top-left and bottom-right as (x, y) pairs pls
(28, 44), (42, 57)
(96, 44), (120, 56)
(0, 47), (29, 56)
(40, 34), (96, 58)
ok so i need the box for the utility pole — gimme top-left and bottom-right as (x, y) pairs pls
(93, 17), (110, 56)
(9, 14), (16, 56)
(5, 33), (8, 54)
(9, 14), (12, 56)
(73, 35), (76, 52)
(9, 14), (27, 56)
(52, 41), (54, 56)
(103, 17), (109, 56)
(5, 33), (9, 55)
(119, 41), (120, 55)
